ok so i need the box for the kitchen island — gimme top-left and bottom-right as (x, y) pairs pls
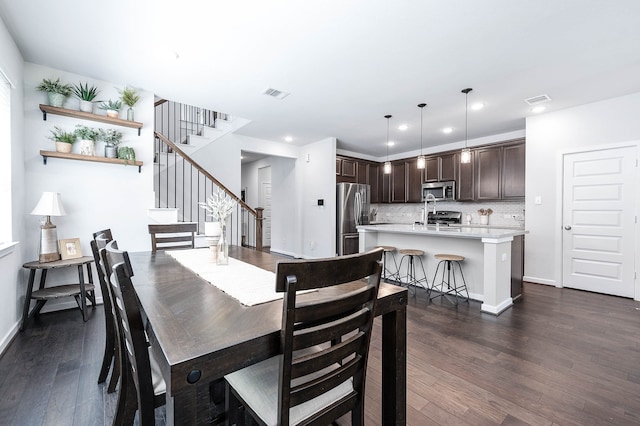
(357, 223), (527, 315)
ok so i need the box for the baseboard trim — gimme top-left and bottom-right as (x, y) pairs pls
(523, 276), (557, 286)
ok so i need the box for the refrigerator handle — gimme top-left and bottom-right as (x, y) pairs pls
(354, 191), (362, 226)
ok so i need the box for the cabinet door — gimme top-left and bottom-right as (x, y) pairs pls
(336, 158), (341, 175)
(391, 161), (407, 203)
(406, 158), (423, 203)
(476, 146), (502, 200)
(356, 162), (368, 184)
(368, 164), (380, 204)
(381, 171), (391, 203)
(424, 156), (439, 182)
(457, 151), (475, 201)
(341, 158), (356, 178)
(439, 153), (457, 181)
(502, 142), (525, 199)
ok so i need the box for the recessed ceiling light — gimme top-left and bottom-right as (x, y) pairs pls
(398, 124), (408, 131)
(387, 141), (395, 147)
(442, 127), (453, 134)
(471, 102), (484, 110)
(284, 136), (293, 142)
(531, 105), (547, 113)
(240, 155), (244, 160)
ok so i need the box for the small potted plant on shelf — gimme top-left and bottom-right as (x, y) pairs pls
(36, 78), (72, 108)
(72, 82), (100, 113)
(48, 126), (77, 153)
(117, 146), (136, 165)
(99, 99), (122, 118)
(99, 128), (123, 158)
(477, 208), (493, 225)
(74, 124), (99, 156)
(118, 86), (140, 121)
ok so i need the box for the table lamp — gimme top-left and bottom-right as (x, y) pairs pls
(31, 192), (66, 263)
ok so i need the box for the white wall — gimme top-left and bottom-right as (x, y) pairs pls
(22, 62), (156, 314)
(525, 92), (640, 299)
(298, 137), (337, 259)
(0, 14), (25, 355)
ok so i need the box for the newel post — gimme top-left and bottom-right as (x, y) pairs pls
(255, 207), (264, 251)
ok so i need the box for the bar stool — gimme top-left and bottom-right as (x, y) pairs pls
(376, 245), (399, 283)
(430, 254), (469, 306)
(397, 249), (429, 297)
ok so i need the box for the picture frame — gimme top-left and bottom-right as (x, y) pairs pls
(59, 237), (83, 260)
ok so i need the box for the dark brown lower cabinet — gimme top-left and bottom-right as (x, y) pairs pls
(511, 235), (524, 300)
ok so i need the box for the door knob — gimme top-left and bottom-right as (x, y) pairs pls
(564, 225), (572, 230)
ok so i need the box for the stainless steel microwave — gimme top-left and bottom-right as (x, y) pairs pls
(422, 181), (456, 201)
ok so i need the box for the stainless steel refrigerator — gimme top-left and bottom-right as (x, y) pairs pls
(336, 183), (370, 256)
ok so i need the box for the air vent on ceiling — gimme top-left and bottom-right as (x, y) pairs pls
(262, 88), (290, 100)
(524, 94), (552, 105)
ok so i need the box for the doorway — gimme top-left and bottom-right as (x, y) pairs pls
(562, 146), (637, 297)
(258, 166), (272, 248)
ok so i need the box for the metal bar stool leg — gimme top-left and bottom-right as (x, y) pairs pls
(430, 254), (469, 307)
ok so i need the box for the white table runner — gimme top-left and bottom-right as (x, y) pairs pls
(167, 248), (279, 306)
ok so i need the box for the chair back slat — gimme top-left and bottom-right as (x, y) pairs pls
(148, 223), (197, 253)
(274, 247), (383, 425)
(105, 240), (158, 424)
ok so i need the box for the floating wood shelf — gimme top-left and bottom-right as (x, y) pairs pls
(40, 150), (143, 173)
(39, 104), (143, 135)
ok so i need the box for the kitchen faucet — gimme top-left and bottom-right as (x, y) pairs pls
(423, 193), (437, 223)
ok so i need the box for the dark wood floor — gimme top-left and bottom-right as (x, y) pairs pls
(1, 282), (639, 425)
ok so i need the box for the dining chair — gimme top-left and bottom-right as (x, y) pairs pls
(104, 240), (166, 425)
(90, 229), (120, 394)
(148, 223), (197, 253)
(224, 247), (383, 426)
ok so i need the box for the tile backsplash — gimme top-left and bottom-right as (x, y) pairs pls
(371, 201), (525, 227)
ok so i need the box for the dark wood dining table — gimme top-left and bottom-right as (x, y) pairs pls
(128, 246), (407, 425)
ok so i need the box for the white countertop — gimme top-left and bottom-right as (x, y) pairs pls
(357, 223), (527, 240)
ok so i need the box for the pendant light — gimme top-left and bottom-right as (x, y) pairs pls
(416, 103), (427, 169)
(460, 88), (472, 164)
(383, 114), (392, 174)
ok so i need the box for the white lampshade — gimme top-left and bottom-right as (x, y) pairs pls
(31, 192), (66, 217)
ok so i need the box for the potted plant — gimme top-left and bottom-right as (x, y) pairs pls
(99, 128), (123, 158)
(72, 82), (100, 113)
(118, 86), (140, 121)
(48, 126), (76, 153)
(117, 146), (136, 165)
(99, 99), (122, 118)
(74, 124), (99, 156)
(36, 78), (72, 108)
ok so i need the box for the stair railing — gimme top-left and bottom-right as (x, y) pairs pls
(154, 131), (263, 251)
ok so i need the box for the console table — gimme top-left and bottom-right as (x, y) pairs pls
(20, 256), (96, 331)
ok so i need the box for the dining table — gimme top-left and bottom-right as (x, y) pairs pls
(128, 246), (408, 425)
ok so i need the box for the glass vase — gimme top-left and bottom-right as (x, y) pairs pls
(127, 107), (134, 121)
(216, 225), (229, 265)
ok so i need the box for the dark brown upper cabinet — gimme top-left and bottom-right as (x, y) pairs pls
(406, 158), (423, 203)
(501, 142), (525, 199)
(424, 153), (456, 182)
(457, 151), (475, 201)
(475, 145), (502, 200)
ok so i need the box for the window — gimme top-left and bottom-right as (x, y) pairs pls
(0, 69), (12, 245)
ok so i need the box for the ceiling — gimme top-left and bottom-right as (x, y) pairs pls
(2, 0), (639, 160)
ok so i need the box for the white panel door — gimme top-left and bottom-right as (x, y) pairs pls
(562, 146), (636, 297)
(260, 181), (272, 247)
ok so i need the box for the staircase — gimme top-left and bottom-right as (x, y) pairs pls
(153, 99), (263, 250)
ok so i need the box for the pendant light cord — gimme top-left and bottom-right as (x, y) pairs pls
(462, 88), (472, 149)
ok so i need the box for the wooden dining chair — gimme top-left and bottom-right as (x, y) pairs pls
(148, 223), (197, 253)
(104, 240), (166, 425)
(90, 229), (120, 394)
(224, 247), (383, 426)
